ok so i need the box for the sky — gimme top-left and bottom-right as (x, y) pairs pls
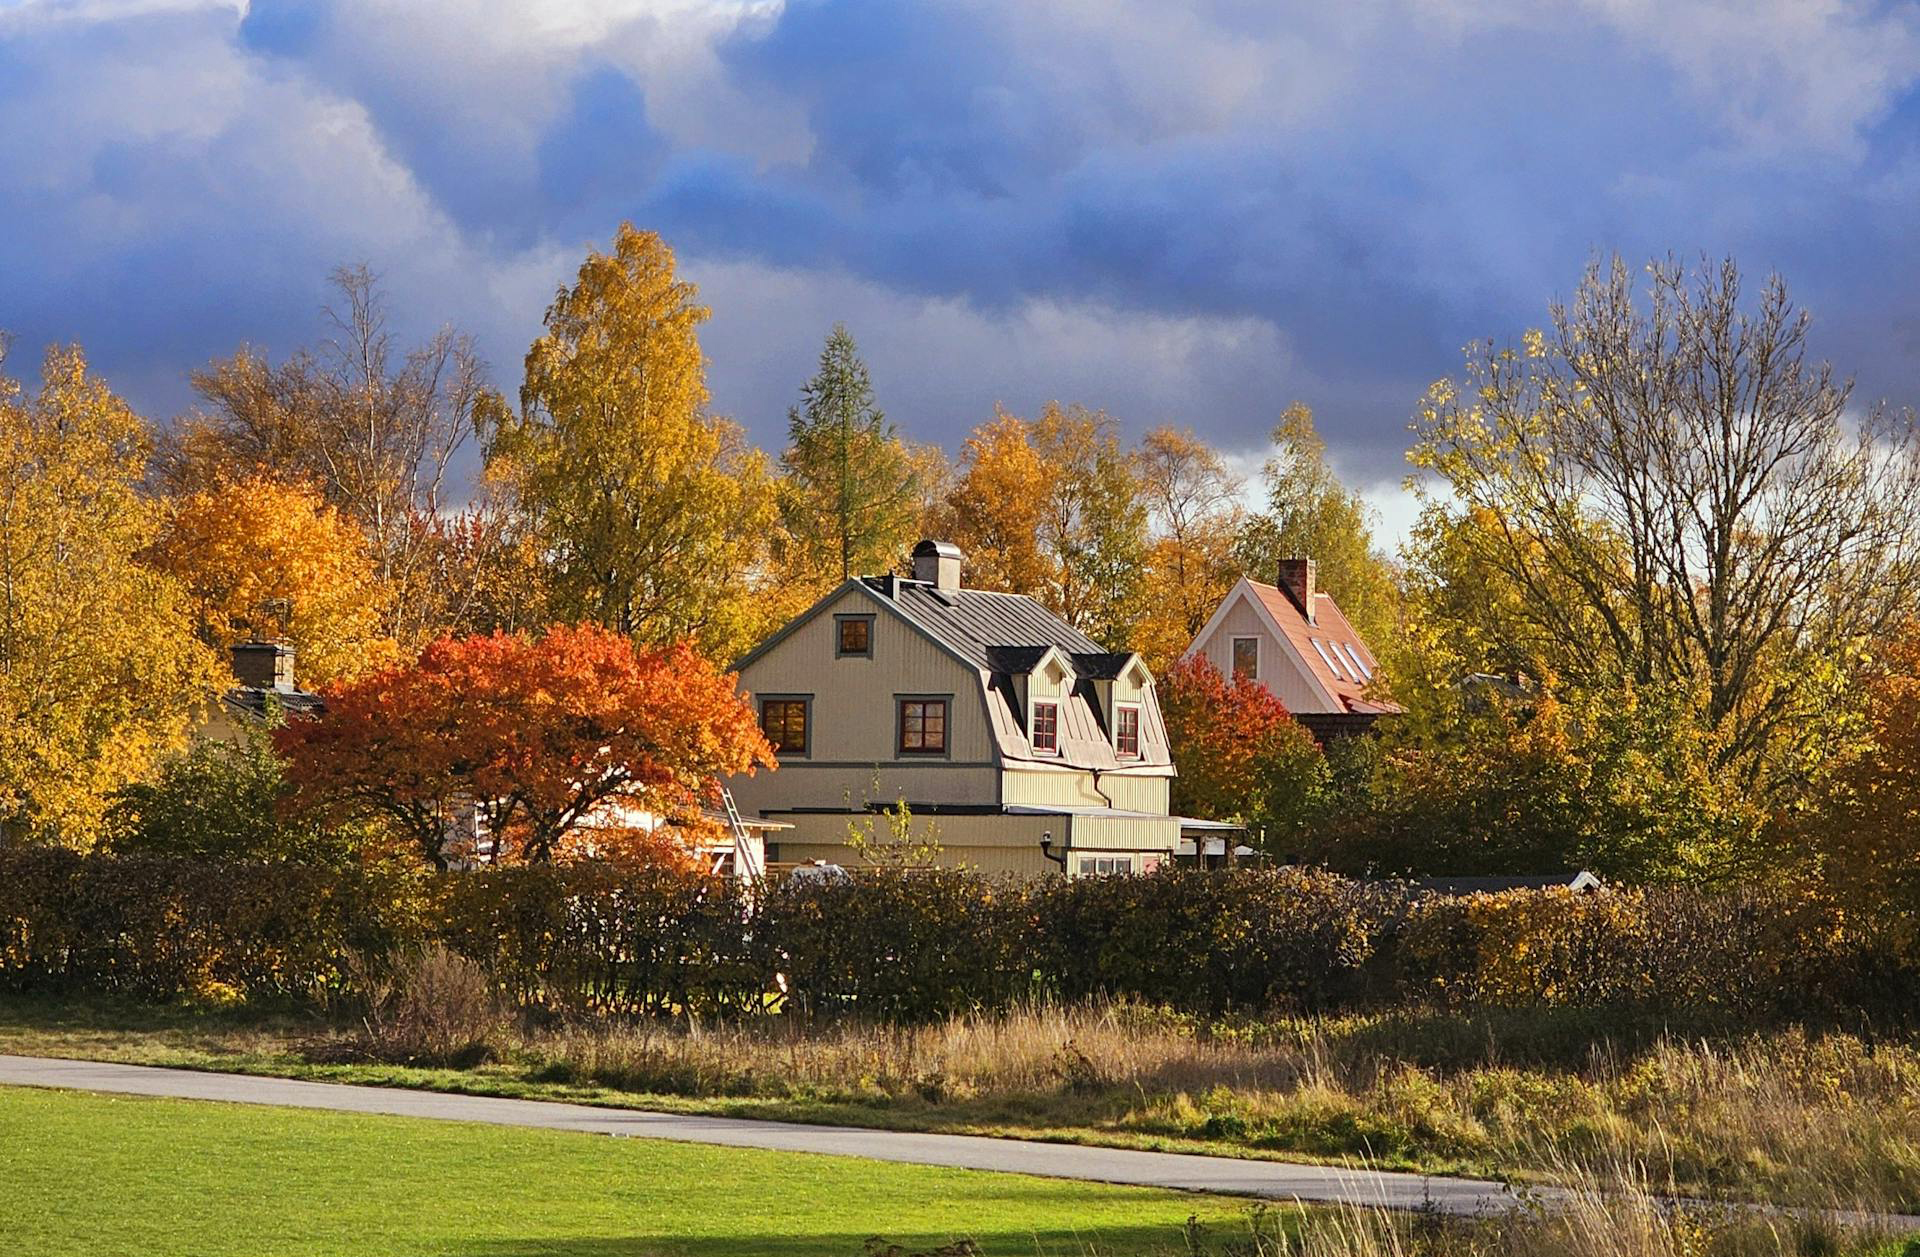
(4, 0), (1920, 544)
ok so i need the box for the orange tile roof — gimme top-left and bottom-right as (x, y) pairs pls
(1246, 579), (1402, 715)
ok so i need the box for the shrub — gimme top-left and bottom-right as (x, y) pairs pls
(1039, 867), (1390, 1015)
(763, 868), (1038, 1020)
(0, 846), (1914, 1027)
(354, 944), (504, 1065)
(103, 728), (358, 865)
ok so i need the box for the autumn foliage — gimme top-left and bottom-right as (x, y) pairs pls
(146, 473), (392, 686)
(274, 624), (775, 869)
(1159, 654), (1328, 849)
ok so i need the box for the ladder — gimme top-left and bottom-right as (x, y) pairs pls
(718, 784), (765, 880)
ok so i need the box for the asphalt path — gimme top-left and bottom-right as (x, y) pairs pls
(1, 1053), (1529, 1215)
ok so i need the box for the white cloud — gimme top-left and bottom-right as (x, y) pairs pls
(687, 255), (1298, 448)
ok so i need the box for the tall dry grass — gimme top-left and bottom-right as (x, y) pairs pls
(1167, 1155), (1908, 1257)
(508, 1002), (1920, 1213)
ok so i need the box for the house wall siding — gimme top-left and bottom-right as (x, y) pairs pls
(768, 812), (1177, 875)
(730, 585), (999, 817)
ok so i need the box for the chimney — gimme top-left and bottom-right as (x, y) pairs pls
(912, 539), (964, 591)
(1276, 558), (1317, 624)
(231, 640), (296, 692)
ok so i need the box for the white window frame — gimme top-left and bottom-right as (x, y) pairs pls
(1230, 635), (1260, 680)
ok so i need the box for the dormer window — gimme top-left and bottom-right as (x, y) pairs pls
(836, 614), (873, 658)
(1115, 704), (1140, 758)
(1032, 701), (1059, 753)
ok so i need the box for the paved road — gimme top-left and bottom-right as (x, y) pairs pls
(1, 1053), (1526, 1215)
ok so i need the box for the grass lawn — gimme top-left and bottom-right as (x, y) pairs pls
(0, 1084), (1255, 1257)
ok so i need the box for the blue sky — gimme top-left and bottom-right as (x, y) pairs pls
(4, 0), (1919, 537)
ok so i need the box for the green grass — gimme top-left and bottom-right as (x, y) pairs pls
(0, 1084), (1252, 1257)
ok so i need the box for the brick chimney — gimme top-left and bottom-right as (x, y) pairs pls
(1276, 558), (1317, 624)
(912, 539), (964, 591)
(230, 640), (296, 692)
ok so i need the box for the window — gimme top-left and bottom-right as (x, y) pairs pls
(1115, 704), (1140, 757)
(835, 614), (873, 658)
(1310, 637), (1346, 680)
(760, 698), (809, 754)
(1336, 640), (1371, 680)
(1077, 855), (1134, 876)
(1231, 636), (1259, 680)
(898, 698), (948, 754)
(1031, 701), (1059, 753)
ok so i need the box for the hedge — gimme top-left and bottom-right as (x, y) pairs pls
(0, 847), (1912, 1024)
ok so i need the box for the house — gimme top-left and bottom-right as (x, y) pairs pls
(727, 540), (1238, 875)
(1184, 558), (1401, 740)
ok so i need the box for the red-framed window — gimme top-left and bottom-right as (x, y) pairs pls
(1115, 704), (1140, 758)
(1032, 701), (1059, 753)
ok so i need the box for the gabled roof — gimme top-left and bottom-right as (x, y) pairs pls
(1242, 579), (1401, 716)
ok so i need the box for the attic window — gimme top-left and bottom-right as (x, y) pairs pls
(1310, 638), (1346, 680)
(1337, 641), (1371, 680)
(1032, 701), (1059, 753)
(836, 614), (873, 658)
(1115, 704), (1140, 758)
(1231, 636), (1259, 680)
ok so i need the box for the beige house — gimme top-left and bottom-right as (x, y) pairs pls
(729, 540), (1233, 875)
(1185, 558), (1400, 740)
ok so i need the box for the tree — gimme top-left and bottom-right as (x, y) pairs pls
(1795, 621), (1920, 935)
(1235, 403), (1400, 649)
(104, 723), (360, 865)
(485, 225), (777, 661)
(1409, 255), (1920, 800)
(781, 324), (918, 583)
(0, 343), (219, 844)
(274, 624), (775, 869)
(937, 407), (1055, 595)
(145, 474), (392, 687)
(1135, 426), (1244, 670)
(158, 265), (500, 651)
(1031, 402), (1149, 647)
(1316, 680), (1762, 881)
(1160, 654), (1329, 854)
(939, 403), (1149, 646)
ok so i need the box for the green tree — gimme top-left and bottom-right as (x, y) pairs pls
(483, 224), (777, 660)
(1031, 403), (1149, 647)
(1235, 403), (1399, 648)
(781, 324), (918, 584)
(0, 343), (219, 845)
(104, 723), (358, 864)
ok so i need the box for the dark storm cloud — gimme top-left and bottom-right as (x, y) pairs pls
(2, 0), (1918, 503)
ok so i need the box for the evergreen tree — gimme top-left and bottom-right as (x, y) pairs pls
(780, 324), (917, 582)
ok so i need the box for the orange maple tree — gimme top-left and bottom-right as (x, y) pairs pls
(274, 624), (775, 869)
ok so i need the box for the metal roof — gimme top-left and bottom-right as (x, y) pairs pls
(862, 577), (1107, 669)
